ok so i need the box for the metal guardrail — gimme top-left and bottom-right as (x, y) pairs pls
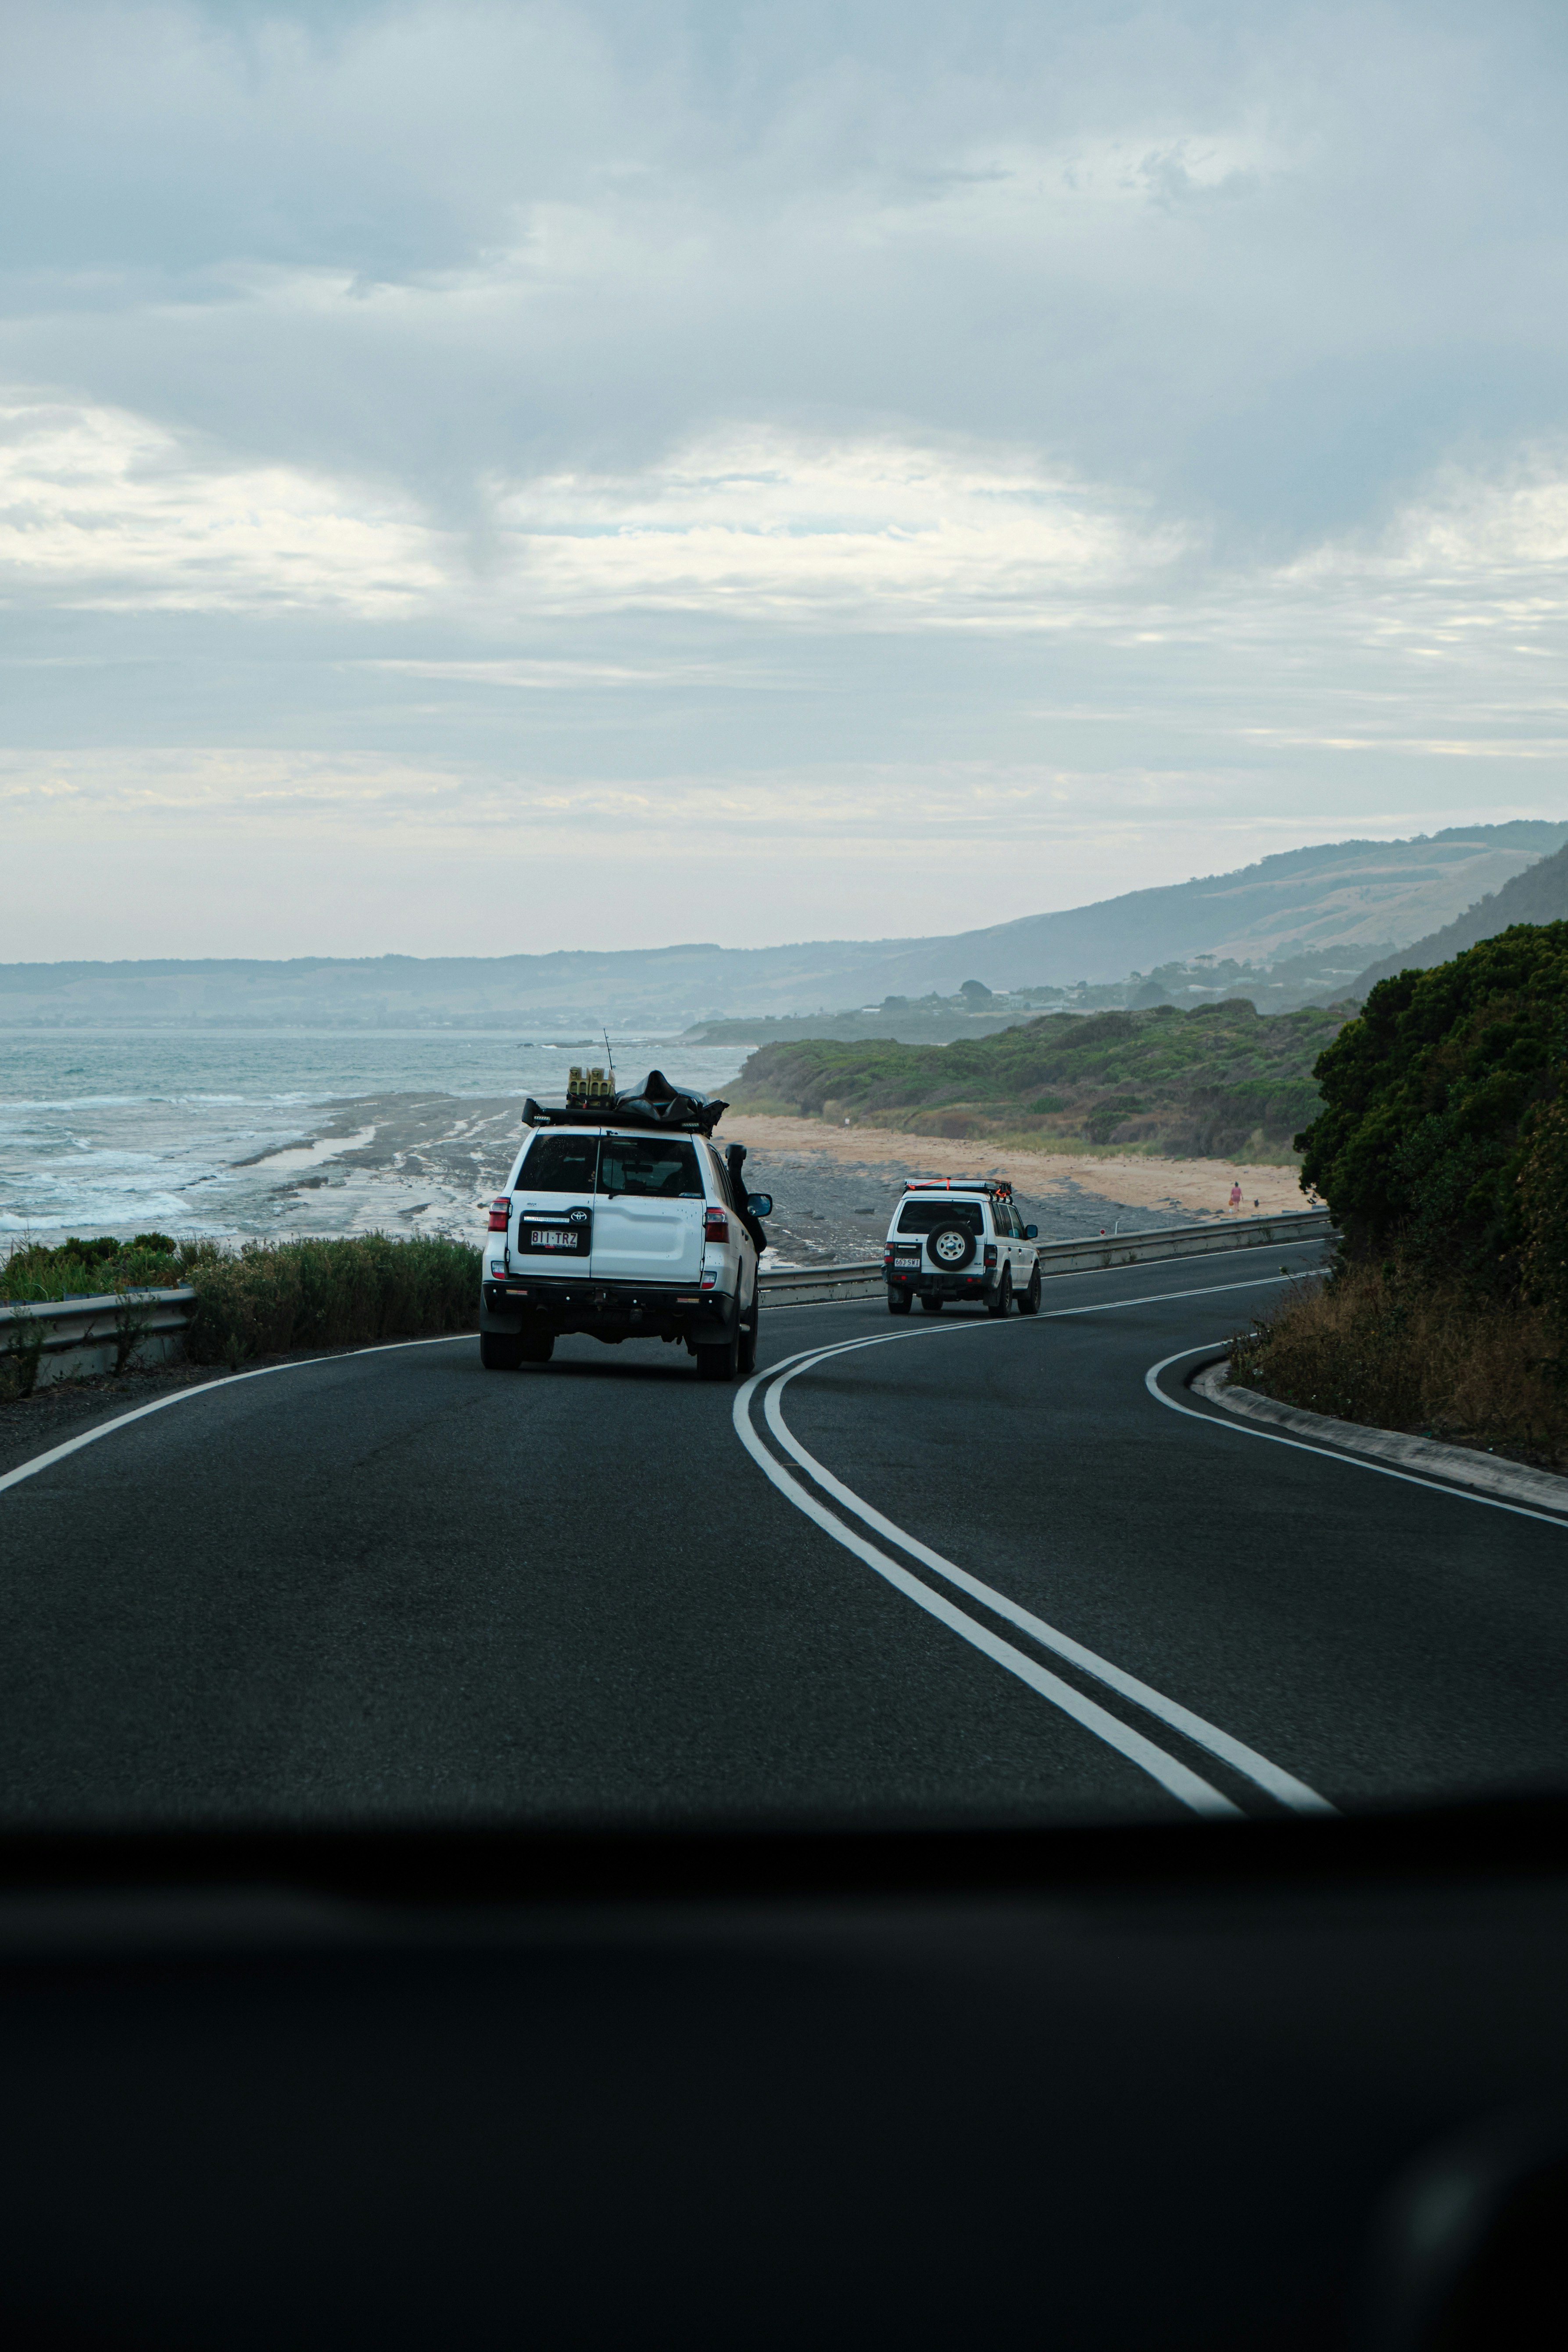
(759, 1262), (887, 1304)
(2, 1212), (1333, 1386)
(759, 1209), (1333, 1307)
(1024, 1207), (1333, 1278)
(0, 1286), (197, 1391)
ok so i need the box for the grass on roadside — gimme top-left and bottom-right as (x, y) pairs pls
(2, 1232), (481, 1390)
(1230, 1258), (1568, 1469)
(1, 1232), (188, 1303)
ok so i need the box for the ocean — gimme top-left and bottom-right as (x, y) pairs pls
(0, 1030), (749, 1244)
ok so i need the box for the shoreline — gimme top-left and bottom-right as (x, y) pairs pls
(722, 1114), (1313, 1220)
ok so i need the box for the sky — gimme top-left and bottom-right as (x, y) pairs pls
(3, 0), (1567, 958)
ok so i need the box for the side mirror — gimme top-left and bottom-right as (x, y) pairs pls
(1024, 1223), (1038, 1239)
(747, 1192), (773, 1218)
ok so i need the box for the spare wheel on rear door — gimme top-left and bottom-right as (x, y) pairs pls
(926, 1221), (976, 1271)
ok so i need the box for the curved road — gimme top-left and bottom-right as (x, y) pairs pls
(4, 1240), (1567, 1822)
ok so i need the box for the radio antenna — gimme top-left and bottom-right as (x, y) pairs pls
(603, 1025), (616, 1091)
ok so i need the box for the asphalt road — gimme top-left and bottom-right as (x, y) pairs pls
(4, 1239), (1567, 1824)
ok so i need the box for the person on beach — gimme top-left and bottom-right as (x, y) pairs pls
(1228, 1180), (1242, 1211)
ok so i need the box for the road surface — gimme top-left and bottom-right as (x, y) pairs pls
(4, 1240), (1566, 1823)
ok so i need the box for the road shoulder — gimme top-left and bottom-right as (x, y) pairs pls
(1193, 1359), (1568, 1517)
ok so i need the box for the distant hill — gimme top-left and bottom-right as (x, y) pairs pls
(2, 821), (1562, 1028)
(729, 1000), (1350, 1162)
(1350, 841), (1568, 994)
(830, 823), (1568, 1004)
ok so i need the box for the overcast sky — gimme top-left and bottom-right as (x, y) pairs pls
(4, 0), (1566, 958)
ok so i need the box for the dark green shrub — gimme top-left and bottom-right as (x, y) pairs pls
(1519, 1097), (1568, 1331)
(731, 999), (1340, 1156)
(1297, 922), (1568, 1287)
(1, 1237), (184, 1302)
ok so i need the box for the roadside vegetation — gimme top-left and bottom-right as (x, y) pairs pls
(1, 1233), (190, 1303)
(1, 1232), (480, 1396)
(1234, 922), (1568, 1466)
(729, 998), (1346, 1160)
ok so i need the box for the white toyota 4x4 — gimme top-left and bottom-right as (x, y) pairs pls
(478, 1071), (773, 1381)
(883, 1179), (1041, 1317)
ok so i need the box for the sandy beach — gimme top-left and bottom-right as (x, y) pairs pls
(723, 1114), (1311, 1220)
(208, 1097), (1312, 1264)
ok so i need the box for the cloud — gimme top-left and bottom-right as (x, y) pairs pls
(0, 394), (445, 610)
(1, 2), (1566, 956)
(492, 428), (1190, 618)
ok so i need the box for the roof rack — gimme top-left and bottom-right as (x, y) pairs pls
(902, 1175), (1012, 1196)
(521, 1098), (726, 1137)
(520, 1071), (729, 1138)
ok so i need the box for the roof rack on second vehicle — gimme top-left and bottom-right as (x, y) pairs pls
(902, 1176), (1013, 1198)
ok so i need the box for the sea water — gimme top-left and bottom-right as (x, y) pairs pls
(0, 1030), (749, 1242)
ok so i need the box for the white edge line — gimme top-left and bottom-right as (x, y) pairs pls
(732, 1355), (1243, 1819)
(762, 1352), (1333, 1816)
(0, 1332), (471, 1500)
(1146, 1346), (1568, 1532)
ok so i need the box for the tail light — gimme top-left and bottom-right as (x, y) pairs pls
(983, 1243), (997, 1267)
(883, 1244), (894, 1261)
(488, 1197), (510, 1233)
(704, 1206), (730, 1243)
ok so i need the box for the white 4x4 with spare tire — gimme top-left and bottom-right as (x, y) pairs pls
(478, 1070), (772, 1382)
(883, 1180), (1040, 1317)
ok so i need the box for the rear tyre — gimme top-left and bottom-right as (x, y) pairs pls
(987, 1268), (1013, 1319)
(1017, 1266), (1042, 1316)
(737, 1290), (759, 1375)
(919, 1293), (945, 1314)
(480, 1332), (523, 1370)
(697, 1324), (740, 1381)
(518, 1329), (555, 1364)
(888, 1289), (913, 1315)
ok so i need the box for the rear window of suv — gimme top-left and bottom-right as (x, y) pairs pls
(896, 1200), (985, 1235)
(599, 1135), (702, 1199)
(519, 1133), (601, 1192)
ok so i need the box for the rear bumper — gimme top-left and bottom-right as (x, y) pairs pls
(480, 1277), (739, 1346)
(885, 1266), (996, 1299)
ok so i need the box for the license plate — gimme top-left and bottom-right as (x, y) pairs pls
(894, 1255), (920, 1268)
(530, 1228), (577, 1249)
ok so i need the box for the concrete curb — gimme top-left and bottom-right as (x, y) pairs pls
(1192, 1359), (1568, 1518)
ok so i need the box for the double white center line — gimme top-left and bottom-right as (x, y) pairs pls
(734, 1303), (1334, 1821)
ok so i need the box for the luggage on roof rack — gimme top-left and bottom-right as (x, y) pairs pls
(521, 1068), (729, 1138)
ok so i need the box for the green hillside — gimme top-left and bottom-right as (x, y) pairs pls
(729, 1000), (1349, 1160)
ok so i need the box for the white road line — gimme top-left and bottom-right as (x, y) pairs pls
(1042, 1273), (1303, 1318)
(1, 1258), (1304, 1511)
(0, 1333), (471, 1501)
(732, 1276), (1336, 1817)
(759, 1347), (1332, 1815)
(732, 1363), (1242, 1818)
(1146, 1344), (1568, 1532)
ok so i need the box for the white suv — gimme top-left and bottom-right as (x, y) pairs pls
(883, 1180), (1041, 1317)
(478, 1084), (772, 1381)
